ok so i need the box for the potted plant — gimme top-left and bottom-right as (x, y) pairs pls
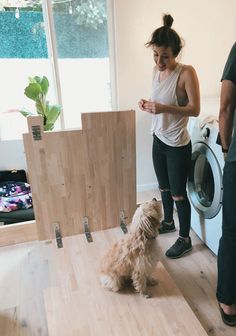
(20, 76), (61, 131)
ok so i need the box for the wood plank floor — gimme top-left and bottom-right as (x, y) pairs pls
(0, 190), (235, 335)
(0, 230), (207, 336)
(138, 190), (236, 336)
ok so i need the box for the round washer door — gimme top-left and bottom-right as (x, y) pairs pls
(188, 142), (223, 219)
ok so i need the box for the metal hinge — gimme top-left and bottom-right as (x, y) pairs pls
(83, 216), (93, 243)
(31, 125), (42, 141)
(53, 222), (63, 248)
(120, 210), (128, 234)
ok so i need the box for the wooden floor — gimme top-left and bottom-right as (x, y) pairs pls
(0, 190), (235, 335)
(139, 190), (236, 336)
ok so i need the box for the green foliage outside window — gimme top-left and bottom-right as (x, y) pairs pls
(0, 0), (107, 30)
(75, 0), (106, 30)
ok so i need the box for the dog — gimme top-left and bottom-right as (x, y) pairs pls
(100, 198), (162, 298)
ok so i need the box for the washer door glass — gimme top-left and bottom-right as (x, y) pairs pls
(188, 142), (223, 219)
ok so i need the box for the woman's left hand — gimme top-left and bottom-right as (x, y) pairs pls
(139, 99), (161, 114)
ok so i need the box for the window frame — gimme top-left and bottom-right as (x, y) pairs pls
(42, 0), (118, 131)
(0, 0), (117, 140)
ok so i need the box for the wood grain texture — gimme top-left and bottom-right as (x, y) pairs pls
(0, 222), (37, 247)
(23, 111), (136, 241)
(0, 229), (208, 336)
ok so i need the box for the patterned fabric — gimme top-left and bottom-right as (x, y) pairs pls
(0, 181), (33, 212)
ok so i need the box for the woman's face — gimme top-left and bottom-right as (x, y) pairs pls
(152, 46), (176, 71)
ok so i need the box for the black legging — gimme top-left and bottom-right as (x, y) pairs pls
(152, 134), (192, 237)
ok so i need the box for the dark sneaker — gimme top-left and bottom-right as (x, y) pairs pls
(159, 220), (176, 234)
(165, 237), (192, 259)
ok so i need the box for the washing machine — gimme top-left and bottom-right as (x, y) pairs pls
(187, 117), (225, 255)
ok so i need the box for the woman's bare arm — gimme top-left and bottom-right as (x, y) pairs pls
(139, 65), (200, 117)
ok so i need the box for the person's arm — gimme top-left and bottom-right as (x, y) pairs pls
(219, 80), (236, 153)
(139, 65), (200, 117)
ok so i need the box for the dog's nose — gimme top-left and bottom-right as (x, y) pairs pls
(152, 197), (157, 201)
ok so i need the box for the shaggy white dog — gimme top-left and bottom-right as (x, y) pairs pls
(100, 198), (162, 298)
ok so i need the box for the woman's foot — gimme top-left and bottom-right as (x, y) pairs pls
(158, 220), (176, 234)
(165, 236), (192, 258)
(220, 303), (236, 315)
(219, 303), (236, 327)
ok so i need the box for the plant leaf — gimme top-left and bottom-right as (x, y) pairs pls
(28, 76), (37, 83)
(24, 75), (59, 131)
(19, 110), (35, 117)
(35, 97), (46, 116)
(46, 105), (61, 124)
(44, 101), (50, 117)
(34, 76), (41, 82)
(40, 76), (49, 95)
(44, 123), (54, 131)
(24, 83), (42, 101)
(31, 76), (49, 95)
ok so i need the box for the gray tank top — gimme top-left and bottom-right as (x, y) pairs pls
(150, 63), (190, 147)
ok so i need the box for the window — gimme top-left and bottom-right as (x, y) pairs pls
(51, 0), (112, 129)
(0, 0), (113, 139)
(0, 1), (54, 139)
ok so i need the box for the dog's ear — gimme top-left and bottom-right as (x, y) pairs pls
(148, 215), (161, 228)
(139, 214), (158, 236)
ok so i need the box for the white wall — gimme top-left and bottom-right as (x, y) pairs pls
(113, 0), (236, 191)
(0, 140), (27, 171)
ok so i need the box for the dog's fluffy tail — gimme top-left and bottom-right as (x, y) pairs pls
(100, 274), (121, 292)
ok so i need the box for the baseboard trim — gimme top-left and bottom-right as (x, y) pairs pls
(0, 221), (38, 247)
(137, 183), (158, 193)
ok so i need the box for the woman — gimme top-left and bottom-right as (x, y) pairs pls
(139, 14), (200, 259)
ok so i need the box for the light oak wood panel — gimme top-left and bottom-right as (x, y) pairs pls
(137, 190), (236, 336)
(0, 191), (235, 336)
(0, 307), (19, 336)
(44, 229), (207, 336)
(0, 229), (208, 336)
(0, 241), (50, 335)
(81, 111), (136, 233)
(0, 222), (37, 247)
(23, 111), (136, 241)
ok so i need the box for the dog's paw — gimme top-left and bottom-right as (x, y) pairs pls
(147, 277), (158, 286)
(100, 275), (120, 292)
(141, 292), (151, 299)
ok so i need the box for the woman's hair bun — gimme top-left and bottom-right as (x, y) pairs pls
(163, 14), (173, 28)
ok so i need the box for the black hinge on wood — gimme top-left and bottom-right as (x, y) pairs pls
(83, 216), (93, 243)
(31, 125), (42, 141)
(120, 210), (128, 234)
(53, 223), (63, 248)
